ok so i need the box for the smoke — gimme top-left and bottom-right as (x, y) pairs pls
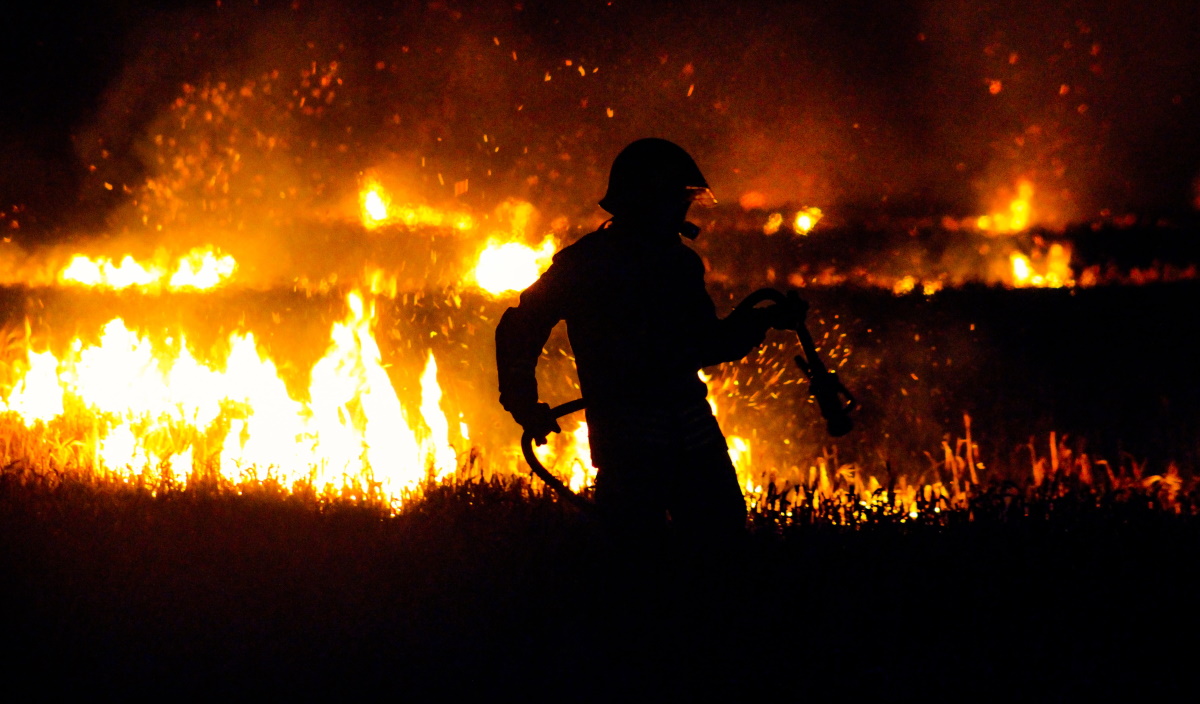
(3, 0), (1198, 242)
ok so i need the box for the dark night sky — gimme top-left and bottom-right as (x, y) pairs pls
(2, 0), (1198, 239)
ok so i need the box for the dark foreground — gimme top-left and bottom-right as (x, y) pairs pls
(2, 473), (1198, 700)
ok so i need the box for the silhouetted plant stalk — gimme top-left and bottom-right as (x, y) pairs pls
(1, 413), (1195, 525)
(742, 414), (1196, 529)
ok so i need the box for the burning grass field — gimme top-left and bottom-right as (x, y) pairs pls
(2, 243), (1199, 699)
(2, 277), (1200, 697)
(2, 202), (1199, 700)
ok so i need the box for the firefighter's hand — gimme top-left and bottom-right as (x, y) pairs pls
(760, 302), (794, 331)
(755, 295), (804, 331)
(515, 402), (561, 446)
(786, 290), (810, 319)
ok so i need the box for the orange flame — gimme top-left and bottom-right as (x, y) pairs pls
(1009, 243), (1073, 288)
(359, 179), (474, 231)
(530, 418), (594, 493)
(360, 178), (391, 227)
(473, 236), (557, 296)
(57, 247), (238, 291)
(977, 180), (1035, 234)
(0, 291), (460, 506)
(793, 207), (823, 235)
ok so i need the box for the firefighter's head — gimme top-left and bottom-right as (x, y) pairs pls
(599, 138), (715, 236)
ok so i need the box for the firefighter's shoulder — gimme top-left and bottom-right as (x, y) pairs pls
(548, 225), (615, 269)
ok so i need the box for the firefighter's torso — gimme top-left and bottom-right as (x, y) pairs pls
(552, 223), (714, 409)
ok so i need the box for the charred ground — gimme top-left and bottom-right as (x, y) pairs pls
(2, 468), (1197, 699)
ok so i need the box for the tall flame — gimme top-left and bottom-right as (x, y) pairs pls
(0, 291), (460, 505)
(419, 350), (458, 481)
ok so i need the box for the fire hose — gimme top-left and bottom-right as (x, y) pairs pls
(520, 287), (856, 507)
(520, 398), (592, 512)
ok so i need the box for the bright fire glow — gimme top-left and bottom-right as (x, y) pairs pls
(1010, 243), (1074, 288)
(363, 188), (390, 224)
(359, 179), (475, 231)
(1010, 253), (1033, 284)
(58, 247), (238, 291)
(473, 236), (557, 295)
(978, 180), (1035, 233)
(169, 249), (238, 289)
(0, 291), (459, 506)
(699, 369), (758, 496)
(793, 207), (823, 235)
(531, 418), (594, 493)
(419, 350), (458, 481)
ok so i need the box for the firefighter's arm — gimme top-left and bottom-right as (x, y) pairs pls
(687, 251), (784, 366)
(495, 267), (565, 444)
(698, 306), (778, 367)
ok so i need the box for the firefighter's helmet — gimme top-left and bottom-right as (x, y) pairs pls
(599, 138), (715, 215)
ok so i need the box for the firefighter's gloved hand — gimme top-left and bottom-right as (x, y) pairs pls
(786, 290), (809, 321)
(741, 302), (795, 334)
(514, 402), (561, 446)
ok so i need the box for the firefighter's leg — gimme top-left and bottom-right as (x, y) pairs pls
(666, 440), (747, 544)
(593, 447), (670, 544)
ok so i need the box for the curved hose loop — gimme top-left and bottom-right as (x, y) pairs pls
(521, 398), (594, 512)
(736, 287), (857, 437)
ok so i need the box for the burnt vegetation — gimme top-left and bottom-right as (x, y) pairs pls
(2, 456), (1199, 699)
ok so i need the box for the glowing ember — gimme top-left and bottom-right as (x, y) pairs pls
(474, 236), (557, 295)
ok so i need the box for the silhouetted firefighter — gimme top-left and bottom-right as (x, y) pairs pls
(495, 138), (793, 542)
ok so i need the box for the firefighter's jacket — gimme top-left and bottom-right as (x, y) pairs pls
(495, 220), (767, 465)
